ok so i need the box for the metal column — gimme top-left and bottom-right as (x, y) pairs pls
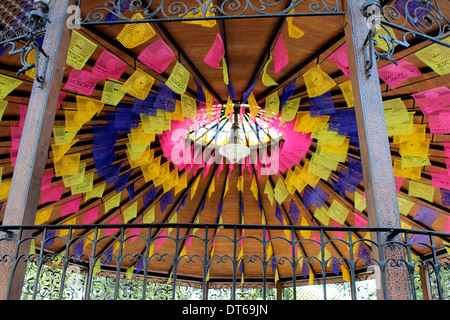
(0, 0), (75, 300)
(344, 0), (410, 300)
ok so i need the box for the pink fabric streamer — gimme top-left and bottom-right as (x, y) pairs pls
(378, 59), (422, 89)
(411, 86), (450, 116)
(328, 44), (350, 78)
(273, 33), (289, 74)
(204, 33), (225, 68)
(91, 50), (127, 80)
(138, 39), (176, 74)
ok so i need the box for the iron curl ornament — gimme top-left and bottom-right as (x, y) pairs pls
(360, 0), (449, 77)
(76, 0), (344, 26)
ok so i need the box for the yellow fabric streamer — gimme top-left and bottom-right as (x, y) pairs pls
(116, 13), (156, 49)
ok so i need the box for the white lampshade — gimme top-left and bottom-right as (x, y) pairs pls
(219, 122), (250, 163)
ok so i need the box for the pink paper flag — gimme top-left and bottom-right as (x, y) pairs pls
(394, 176), (404, 193)
(41, 171), (53, 191)
(328, 44), (350, 78)
(444, 216), (450, 233)
(9, 147), (18, 167)
(443, 141), (450, 158)
(129, 227), (140, 242)
(155, 228), (167, 250)
(83, 205), (99, 224)
(185, 232), (193, 249)
(333, 221), (344, 238)
(378, 59), (422, 89)
(61, 195), (81, 217)
(273, 33), (289, 74)
(41, 183), (65, 205)
(428, 108), (450, 134)
(105, 215), (120, 236)
(19, 104), (28, 129)
(137, 39), (176, 74)
(354, 213), (368, 227)
(64, 68), (99, 96)
(411, 86), (450, 116)
(91, 50), (127, 80)
(430, 167), (450, 191)
(57, 91), (66, 109)
(204, 33), (225, 68)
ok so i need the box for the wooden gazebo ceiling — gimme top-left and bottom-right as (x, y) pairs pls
(0, 0), (449, 281)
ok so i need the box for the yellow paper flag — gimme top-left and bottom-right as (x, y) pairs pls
(341, 265), (351, 282)
(116, 13), (156, 49)
(123, 201), (138, 223)
(165, 61), (190, 95)
(264, 92), (280, 118)
(264, 179), (274, 206)
(300, 216), (311, 239)
(262, 55), (278, 87)
(102, 80), (126, 106)
(208, 176), (215, 199)
(35, 206), (53, 225)
(286, 9), (304, 39)
(250, 175), (259, 201)
(143, 205), (155, 224)
(191, 175), (201, 200)
(54, 154), (81, 177)
(85, 182), (106, 202)
(327, 200), (349, 225)
(104, 192), (121, 213)
(0, 74), (22, 100)
(121, 68), (155, 100)
(274, 178), (289, 204)
(302, 65), (336, 98)
(66, 30), (97, 70)
(415, 36), (450, 76)
(408, 180), (434, 202)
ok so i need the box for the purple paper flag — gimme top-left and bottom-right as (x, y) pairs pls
(357, 243), (371, 261)
(44, 229), (56, 248)
(115, 170), (133, 193)
(154, 83), (176, 113)
(302, 260), (309, 278)
(135, 256), (144, 273)
(102, 246), (114, 265)
(441, 188), (450, 206)
(409, 233), (430, 250)
(72, 240), (84, 259)
(132, 92), (157, 116)
(413, 205), (440, 228)
(280, 79), (296, 108)
(204, 33), (225, 68)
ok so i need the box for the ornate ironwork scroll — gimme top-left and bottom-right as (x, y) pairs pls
(360, 0), (449, 76)
(77, 0), (344, 26)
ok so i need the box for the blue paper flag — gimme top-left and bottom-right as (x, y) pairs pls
(413, 205), (440, 228)
(115, 169), (133, 193)
(154, 83), (176, 113)
(135, 256), (144, 273)
(288, 199), (300, 224)
(72, 240), (84, 259)
(309, 91), (335, 117)
(409, 233), (430, 250)
(347, 156), (364, 182)
(275, 203), (283, 224)
(143, 187), (157, 209)
(280, 79), (296, 108)
(242, 77), (259, 104)
(105, 0), (131, 25)
(132, 92), (157, 116)
(441, 188), (450, 206)
(44, 229), (56, 248)
(302, 187), (315, 212)
(331, 258), (340, 276)
(357, 243), (371, 261)
(104, 162), (123, 185)
(114, 104), (140, 132)
(193, 77), (205, 103)
(127, 182), (135, 200)
(228, 80), (237, 100)
(310, 185), (329, 209)
(160, 190), (173, 213)
(302, 260), (309, 279)
(102, 246), (114, 266)
(218, 198), (224, 217)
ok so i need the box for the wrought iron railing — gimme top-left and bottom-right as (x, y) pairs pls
(0, 223), (449, 300)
